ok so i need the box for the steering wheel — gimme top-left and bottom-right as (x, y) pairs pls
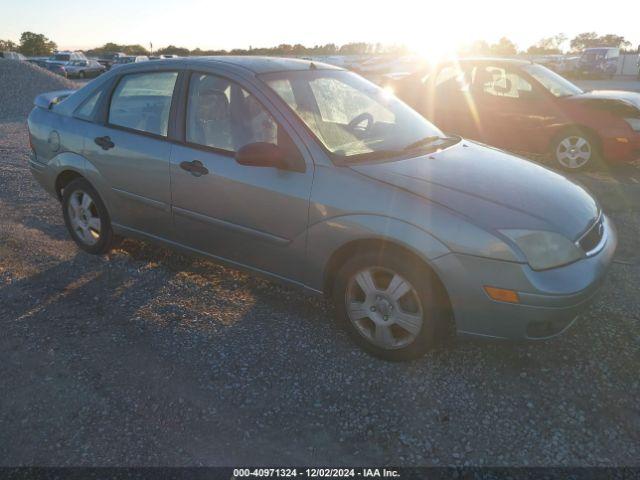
(347, 112), (374, 133)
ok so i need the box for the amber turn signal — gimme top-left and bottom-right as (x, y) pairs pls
(484, 286), (520, 304)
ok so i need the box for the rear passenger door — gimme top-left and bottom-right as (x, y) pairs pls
(82, 70), (179, 240)
(169, 71), (314, 281)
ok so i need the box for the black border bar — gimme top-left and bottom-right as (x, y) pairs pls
(0, 468), (639, 480)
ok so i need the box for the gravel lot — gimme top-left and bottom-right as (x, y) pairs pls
(0, 60), (77, 122)
(0, 63), (639, 466)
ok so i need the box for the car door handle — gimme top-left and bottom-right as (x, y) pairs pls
(180, 160), (209, 177)
(94, 136), (115, 150)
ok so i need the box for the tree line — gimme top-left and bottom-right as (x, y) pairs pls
(0, 31), (637, 58)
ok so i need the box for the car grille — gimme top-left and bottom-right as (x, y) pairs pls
(578, 216), (605, 255)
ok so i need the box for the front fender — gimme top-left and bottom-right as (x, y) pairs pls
(304, 214), (450, 291)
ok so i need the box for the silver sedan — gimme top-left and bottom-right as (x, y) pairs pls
(27, 57), (616, 360)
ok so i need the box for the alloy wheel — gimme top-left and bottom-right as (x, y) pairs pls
(345, 267), (424, 350)
(67, 190), (101, 246)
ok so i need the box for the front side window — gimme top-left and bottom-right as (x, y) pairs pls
(582, 50), (605, 62)
(261, 70), (447, 161)
(522, 64), (583, 98)
(108, 71), (178, 136)
(186, 73), (279, 152)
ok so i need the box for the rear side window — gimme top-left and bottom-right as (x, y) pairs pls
(75, 89), (104, 120)
(474, 66), (533, 99)
(108, 71), (178, 136)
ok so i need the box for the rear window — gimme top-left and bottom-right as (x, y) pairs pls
(108, 71), (178, 136)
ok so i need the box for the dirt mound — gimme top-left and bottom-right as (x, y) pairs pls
(0, 59), (78, 122)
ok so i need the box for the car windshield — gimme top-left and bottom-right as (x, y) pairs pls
(52, 54), (70, 61)
(260, 69), (452, 162)
(522, 64), (583, 98)
(581, 50), (606, 61)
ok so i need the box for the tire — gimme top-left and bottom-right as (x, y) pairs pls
(551, 128), (602, 172)
(332, 250), (450, 361)
(62, 178), (114, 255)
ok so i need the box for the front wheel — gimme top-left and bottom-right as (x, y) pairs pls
(62, 178), (114, 255)
(332, 251), (449, 361)
(551, 129), (601, 171)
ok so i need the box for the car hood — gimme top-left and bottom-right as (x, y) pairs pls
(565, 90), (640, 113)
(350, 141), (599, 240)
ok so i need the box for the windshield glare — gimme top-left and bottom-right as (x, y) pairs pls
(523, 64), (583, 98)
(260, 70), (447, 161)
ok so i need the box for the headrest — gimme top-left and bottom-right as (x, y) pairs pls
(494, 78), (512, 95)
(474, 68), (493, 87)
(196, 76), (229, 98)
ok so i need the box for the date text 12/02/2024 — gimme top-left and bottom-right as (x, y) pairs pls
(232, 468), (400, 478)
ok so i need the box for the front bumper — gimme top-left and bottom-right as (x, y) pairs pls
(602, 131), (640, 163)
(432, 215), (617, 340)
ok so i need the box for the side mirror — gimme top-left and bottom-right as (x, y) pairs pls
(235, 142), (287, 169)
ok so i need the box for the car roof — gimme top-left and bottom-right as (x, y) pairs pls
(455, 57), (532, 66)
(171, 56), (343, 74)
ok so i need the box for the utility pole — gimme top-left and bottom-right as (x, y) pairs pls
(150, 42), (153, 56)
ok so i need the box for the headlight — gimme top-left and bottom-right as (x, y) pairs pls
(624, 118), (640, 132)
(500, 230), (584, 270)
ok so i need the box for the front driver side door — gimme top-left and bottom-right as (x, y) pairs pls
(170, 71), (314, 282)
(470, 64), (554, 152)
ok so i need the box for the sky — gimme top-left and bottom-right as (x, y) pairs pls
(2, 0), (639, 54)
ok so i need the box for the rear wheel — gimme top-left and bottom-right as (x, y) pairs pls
(62, 178), (114, 255)
(332, 250), (449, 361)
(551, 128), (601, 171)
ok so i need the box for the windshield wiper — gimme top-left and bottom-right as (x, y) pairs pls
(403, 135), (456, 152)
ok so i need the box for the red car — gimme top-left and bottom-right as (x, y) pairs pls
(391, 58), (640, 170)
